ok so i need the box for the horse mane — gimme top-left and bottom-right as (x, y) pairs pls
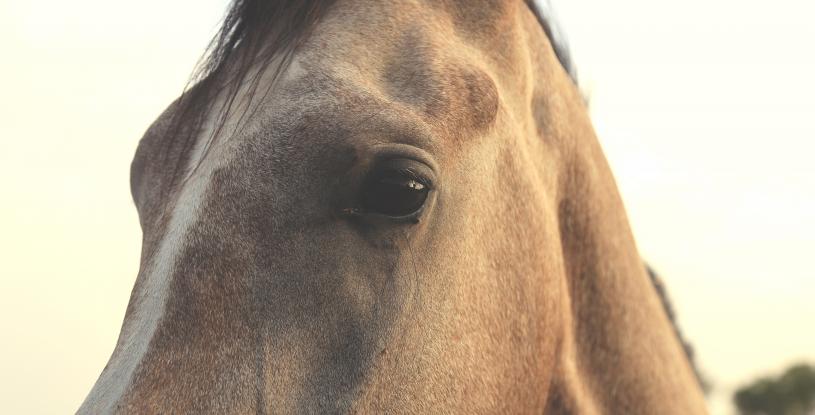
(156, 1), (338, 191)
(525, 0), (577, 82)
(647, 265), (709, 393)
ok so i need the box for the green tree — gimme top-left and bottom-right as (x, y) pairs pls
(734, 363), (815, 415)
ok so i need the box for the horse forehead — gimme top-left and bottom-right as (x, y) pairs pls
(279, 34), (500, 138)
(378, 28), (499, 129)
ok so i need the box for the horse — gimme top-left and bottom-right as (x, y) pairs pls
(79, 1), (708, 413)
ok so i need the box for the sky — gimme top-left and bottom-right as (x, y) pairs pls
(0, 0), (813, 413)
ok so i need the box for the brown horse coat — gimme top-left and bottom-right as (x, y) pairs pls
(80, 1), (708, 413)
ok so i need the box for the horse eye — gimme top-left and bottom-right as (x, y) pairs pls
(361, 168), (430, 218)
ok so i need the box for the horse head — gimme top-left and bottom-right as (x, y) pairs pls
(81, 1), (706, 413)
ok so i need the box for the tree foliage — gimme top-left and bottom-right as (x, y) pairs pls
(734, 363), (815, 415)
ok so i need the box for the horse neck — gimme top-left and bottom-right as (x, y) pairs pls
(539, 82), (707, 415)
(513, 13), (706, 413)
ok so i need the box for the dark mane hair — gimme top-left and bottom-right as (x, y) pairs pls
(161, 1), (339, 191)
(647, 266), (710, 393)
(525, 0), (577, 82)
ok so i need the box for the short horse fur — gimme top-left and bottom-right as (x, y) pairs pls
(80, 1), (708, 413)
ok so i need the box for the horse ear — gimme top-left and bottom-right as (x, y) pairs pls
(129, 98), (184, 230)
(129, 135), (147, 209)
(129, 115), (166, 229)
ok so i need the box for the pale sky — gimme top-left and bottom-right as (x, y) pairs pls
(0, 1), (813, 414)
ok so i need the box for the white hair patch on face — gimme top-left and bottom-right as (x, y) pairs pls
(79, 122), (221, 412)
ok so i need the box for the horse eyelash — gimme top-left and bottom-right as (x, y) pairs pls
(393, 168), (433, 190)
